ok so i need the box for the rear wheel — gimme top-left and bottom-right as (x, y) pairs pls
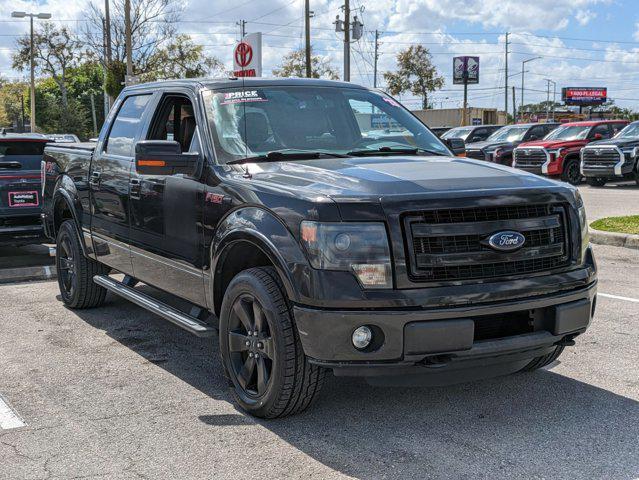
(56, 220), (109, 309)
(219, 267), (326, 418)
(586, 177), (607, 187)
(562, 159), (582, 185)
(520, 346), (565, 372)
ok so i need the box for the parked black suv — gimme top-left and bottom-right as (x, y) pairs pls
(581, 120), (639, 186)
(0, 132), (49, 246)
(465, 123), (559, 165)
(42, 78), (596, 418)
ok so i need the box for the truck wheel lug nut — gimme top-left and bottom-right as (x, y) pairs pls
(257, 342), (263, 348)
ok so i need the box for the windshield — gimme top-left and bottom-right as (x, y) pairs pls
(202, 86), (450, 163)
(441, 127), (473, 140)
(486, 126), (529, 143)
(616, 123), (639, 139)
(544, 125), (590, 141)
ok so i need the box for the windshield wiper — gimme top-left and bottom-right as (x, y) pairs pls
(346, 146), (447, 157)
(227, 149), (349, 165)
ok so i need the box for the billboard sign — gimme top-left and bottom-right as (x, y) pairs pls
(233, 32), (262, 77)
(562, 87), (607, 106)
(453, 56), (479, 85)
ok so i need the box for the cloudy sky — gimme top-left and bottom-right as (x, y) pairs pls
(1, 0), (639, 111)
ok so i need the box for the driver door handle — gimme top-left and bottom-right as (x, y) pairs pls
(89, 171), (101, 188)
(130, 178), (141, 200)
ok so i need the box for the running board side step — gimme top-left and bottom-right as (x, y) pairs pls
(93, 275), (215, 337)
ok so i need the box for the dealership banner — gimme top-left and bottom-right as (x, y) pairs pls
(233, 33), (262, 77)
(561, 87), (607, 106)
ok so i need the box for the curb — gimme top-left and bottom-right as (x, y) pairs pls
(0, 265), (57, 285)
(589, 228), (639, 250)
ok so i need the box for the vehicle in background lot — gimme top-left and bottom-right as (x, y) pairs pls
(513, 119), (629, 185)
(0, 133), (48, 246)
(42, 78), (596, 418)
(441, 124), (503, 143)
(46, 134), (80, 143)
(581, 121), (639, 187)
(465, 123), (559, 165)
(430, 126), (452, 138)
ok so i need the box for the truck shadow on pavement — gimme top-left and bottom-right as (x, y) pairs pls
(71, 291), (639, 480)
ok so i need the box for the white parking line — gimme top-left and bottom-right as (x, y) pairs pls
(599, 293), (639, 304)
(0, 395), (26, 430)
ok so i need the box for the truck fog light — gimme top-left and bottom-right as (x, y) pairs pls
(352, 326), (373, 350)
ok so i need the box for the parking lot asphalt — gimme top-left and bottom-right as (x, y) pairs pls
(0, 242), (637, 480)
(579, 183), (639, 221)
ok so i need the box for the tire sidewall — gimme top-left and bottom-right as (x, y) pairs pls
(56, 221), (80, 306)
(219, 269), (291, 416)
(563, 159), (581, 185)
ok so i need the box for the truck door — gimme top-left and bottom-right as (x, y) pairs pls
(128, 93), (207, 306)
(90, 93), (152, 275)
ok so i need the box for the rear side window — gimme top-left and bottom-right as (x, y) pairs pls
(105, 94), (152, 157)
(590, 124), (611, 139)
(0, 141), (46, 156)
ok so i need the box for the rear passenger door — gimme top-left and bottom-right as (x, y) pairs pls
(128, 92), (207, 306)
(90, 93), (152, 275)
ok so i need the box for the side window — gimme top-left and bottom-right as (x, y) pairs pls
(473, 128), (487, 140)
(527, 125), (546, 139)
(105, 94), (152, 157)
(590, 124), (610, 139)
(147, 95), (198, 153)
(611, 123), (626, 136)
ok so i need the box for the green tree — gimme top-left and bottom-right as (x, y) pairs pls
(383, 46), (444, 110)
(0, 80), (29, 131)
(273, 48), (339, 79)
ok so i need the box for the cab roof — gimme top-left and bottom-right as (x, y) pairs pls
(560, 119), (627, 127)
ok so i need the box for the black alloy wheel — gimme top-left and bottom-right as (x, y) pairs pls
(227, 293), (275, 399)
(563, 159), (582, 185)
(57, 232), (77, 299)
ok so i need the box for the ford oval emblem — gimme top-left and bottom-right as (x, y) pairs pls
(487, 231), (526, 252)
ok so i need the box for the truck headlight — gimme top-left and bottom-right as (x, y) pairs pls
(548, 148), (564, 158)
(300, 221), (392, 289)
(572, 189), (589, 259)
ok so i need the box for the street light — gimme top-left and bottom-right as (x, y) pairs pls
(11, 11), (52, 133)
(520, 56), (541, 122)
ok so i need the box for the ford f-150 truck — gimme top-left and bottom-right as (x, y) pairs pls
(581, 120), (639, 186)
(513, 119), (628, 185)
(42, 78), (597, 418)
(465, 123), (559, 166)
(0, 132), (49, 246)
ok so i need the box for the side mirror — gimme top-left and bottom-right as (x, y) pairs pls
(135, 140), (198, 175)
(593, 133), (603, 140)
(445, 137), (466, 156)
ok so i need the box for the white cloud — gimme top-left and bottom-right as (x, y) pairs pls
(575, 9), (597, 26)
(634, 21), (639, 41)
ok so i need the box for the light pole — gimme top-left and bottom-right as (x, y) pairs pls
(11, 11), (51, 133)
(520, 56), (541, 122)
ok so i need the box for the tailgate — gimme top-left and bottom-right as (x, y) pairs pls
(0, 141), (46, 217)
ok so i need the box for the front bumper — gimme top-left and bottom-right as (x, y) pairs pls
(294, 279), (596, 378)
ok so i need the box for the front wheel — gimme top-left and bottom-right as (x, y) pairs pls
(586, 177), (607, 187)
(56, 220), (109, 309)
(562, 159), (582, 185)
(219, 267), (326, 418)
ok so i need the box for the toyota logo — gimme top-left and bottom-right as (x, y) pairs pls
(595, 149), (602, 155)
(235, 42), (253, 68)
(524, 150), (531, 156)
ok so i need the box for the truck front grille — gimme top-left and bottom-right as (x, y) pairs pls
(582, 148), (621, 169)
(514, 149), (546, 168)
(404, 204), (570, 282)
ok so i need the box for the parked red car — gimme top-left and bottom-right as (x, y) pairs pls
(513, 120), (628, 185)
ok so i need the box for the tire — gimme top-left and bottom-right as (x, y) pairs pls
(56, 220), (109, 309)
(219, 267), (326, 418)
(635, 165), (639, 186)
(520, 346), (565, 372)
(586, 177), (607, 187)
(561, 159), (582, 185)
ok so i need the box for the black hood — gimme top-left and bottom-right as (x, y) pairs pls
(587, 137), (639, 148)
(241, 155), (564, 202)
(465, 140), (516, 151)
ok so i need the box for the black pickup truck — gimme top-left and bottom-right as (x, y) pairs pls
(581, 120), (639, 186)
(42, 78), (597, 418)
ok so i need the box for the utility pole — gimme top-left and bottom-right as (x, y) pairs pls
(304, 0), (312, 78)
(104, 0), (113, 108)
(344, 0), (350, 82)
(512, 86), (516, 122)
(124, 0), (133, 85)
(504, 32), (509, 123)
(545, 78), (551, 121)
(237, 19), (247, 38)
(11, 11), (52, 133)
(520, 56), (540, 123)
(373, 29), (380, 88)
(89, 94), (98, 137)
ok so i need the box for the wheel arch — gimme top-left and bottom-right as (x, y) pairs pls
(52, 184), (90, 256)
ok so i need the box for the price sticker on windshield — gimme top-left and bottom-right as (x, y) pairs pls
(220, 90), (268, 105)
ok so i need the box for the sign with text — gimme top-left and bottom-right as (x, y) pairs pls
(233, 33), (262, 77)
(562, 87), (607, 106)
(453, 56), (479, 85)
